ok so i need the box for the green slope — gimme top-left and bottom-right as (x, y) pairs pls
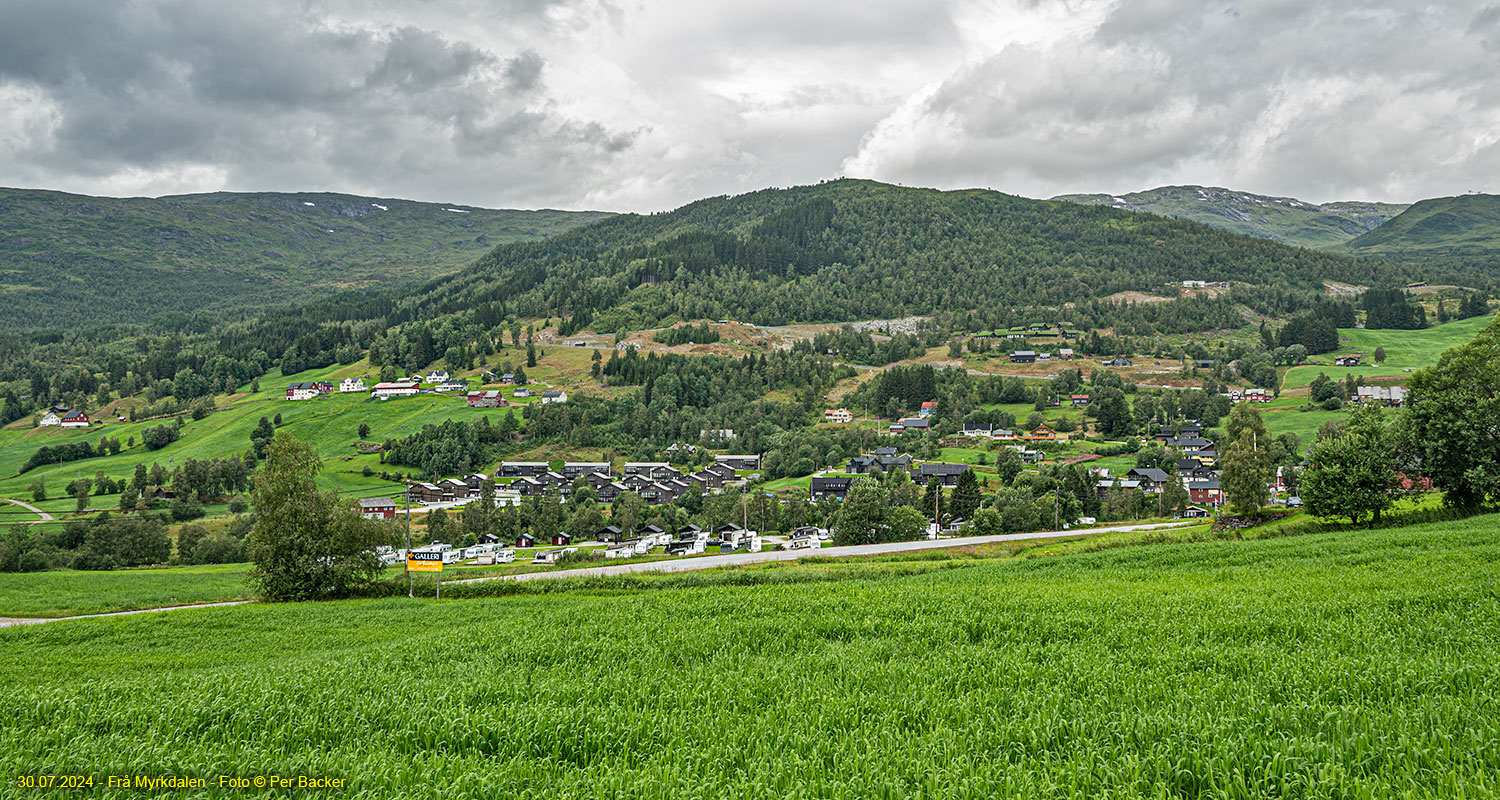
(0, 361), (530, 517)
(399, 179), (1383, 332)
(1052, 185), (1407, 249)
(1340, 193), (1500, 256)
(2, 517), (1497, 796)
(0, 188), (611, 329)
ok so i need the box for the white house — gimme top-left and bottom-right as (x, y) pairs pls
(823, 408), (853, 423)
(285, 382), (321, 401)
(424, 370), (450, 384)
(339, 378), (367, 393)
(540, 390), (568, 404)
(38, 406), (69, 426)
(370, 381), (420, 400)
(435, 380), (468, 393)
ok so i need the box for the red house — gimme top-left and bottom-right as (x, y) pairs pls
(1188, 481), (1223, 504)
(356, 497), (397, 520)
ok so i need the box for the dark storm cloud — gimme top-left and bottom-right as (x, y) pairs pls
(0, 0), (635, 206)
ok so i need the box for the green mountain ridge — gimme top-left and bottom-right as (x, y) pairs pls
(381, 179), (1394, 336)
(1340, 193), (1500, 257)
(0, 188), (611, 330)
(1051, 185), (1408, 249)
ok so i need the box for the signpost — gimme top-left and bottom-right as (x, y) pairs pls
(407, 550), (444, 599)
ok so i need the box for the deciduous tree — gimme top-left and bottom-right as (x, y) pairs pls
(248, 432), (393, 601)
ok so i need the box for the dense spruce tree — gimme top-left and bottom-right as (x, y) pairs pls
(949, 470), (982, 521)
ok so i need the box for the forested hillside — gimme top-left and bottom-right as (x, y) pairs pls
(388, 179), (1409, 336)
(1341, 193), (1500, 256)
(0, 189), (611, 329)
(1052, 185), (1406, 249)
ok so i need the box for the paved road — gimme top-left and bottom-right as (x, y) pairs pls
(455, 520), (1194, 585)
(0, 601), (252, 628)
(4, 497), (54, 523)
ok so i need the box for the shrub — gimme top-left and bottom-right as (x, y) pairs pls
(16, 550), (50, 572)
(170, 500), (206, 522)
(191, 532), (245, 565)
(69, 549), (117, 571)
(141, 424), (180, 451)
(228, 498), (249, 514)
(176, 523), (208, 560)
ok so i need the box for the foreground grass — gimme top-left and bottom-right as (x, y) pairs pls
(0, 563), (254, 618)
(3, 515), (1498, 798)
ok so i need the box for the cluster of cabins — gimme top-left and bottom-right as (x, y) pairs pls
(563, 522), (766, 559)
(979, 323), (1082, 341)
(287, 370), (567, 405)
(1007, 349), (1077, 363)
(959, 423), (1059, 445)
(1090, 426), (1225, 514)
(391, 455), (762, 510)
(525, 520), (827, 564)
(808, 449), (977, 502)
(1225, 387), (1273, 403)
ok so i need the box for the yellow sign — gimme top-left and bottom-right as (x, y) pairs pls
(407, 551), (443, 573)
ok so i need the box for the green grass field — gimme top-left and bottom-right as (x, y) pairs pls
(3, 514), (1497, 797)
(1282, 314), (1491, 388)
(0, 563), (254, 618)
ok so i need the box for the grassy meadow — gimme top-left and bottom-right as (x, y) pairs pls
(0, 563), (254, 618)
(1281, 314), (1490, 389)
(2, 514), (1497, 797)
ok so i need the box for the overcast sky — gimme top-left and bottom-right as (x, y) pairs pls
(2, 0), (1498, 212)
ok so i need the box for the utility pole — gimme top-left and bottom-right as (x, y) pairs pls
(404, 479), (413, 599)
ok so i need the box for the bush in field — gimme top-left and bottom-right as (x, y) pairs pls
(69, 550), (116, 571)
(191, 532), (245, 565)
(15, 550), (50, 572)
(249, 432), (395, 600)
(176, 524), (208, 561)
(170, 500), (206, 522)
(140, 423), (180, 451)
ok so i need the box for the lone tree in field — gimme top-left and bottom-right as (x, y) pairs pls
(1302, 406), (1400, 526)
(1221, 403), (1273, 516)
(1405, 316), (1500, 510)
(249, 431), (394, 601)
